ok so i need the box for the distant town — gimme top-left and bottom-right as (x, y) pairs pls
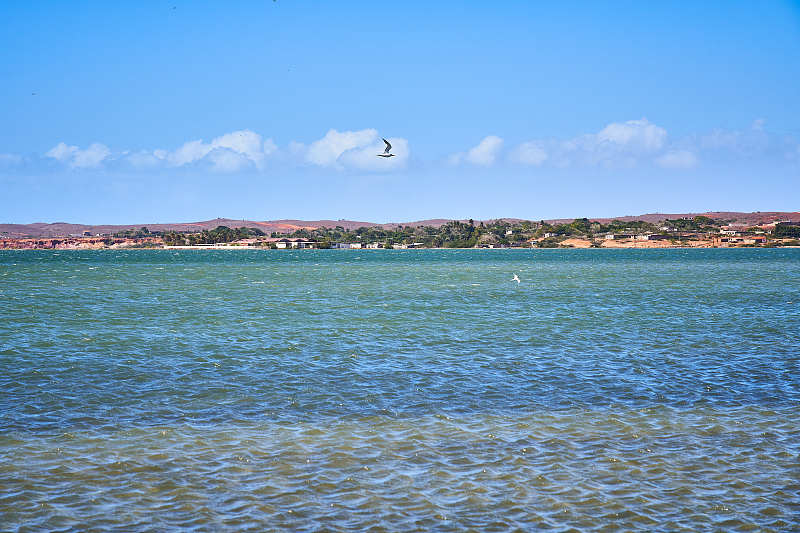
(2, 212), (799, 250)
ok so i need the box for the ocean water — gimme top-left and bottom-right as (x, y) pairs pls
(1, 248), (798, 532)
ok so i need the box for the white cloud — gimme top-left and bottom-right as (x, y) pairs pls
(164, 129), (267, 171)
(72, 143), (111, 168)
(596, 118), (666, 151)
(46, 142), (110, 168)
(210, 130), (265, 166)
(263, 138), (278, 157)
(510, 141), (548, 166)
(339, 136), (409, 171)
(446, 152), (464, 166)
(700, 119), (769, 156)
(656, 149), (698, 169)
(466, 136), (503, 166)
(205, 148), (253, 172)
(30, 119), (786, 176)
(126, 150), (163, 168)
(38, 129), (408, 173)
(46, 142), (78, 162)
(306, 129), (377, 167)
(287, 141), (306, 156)
(44, 131), (271, 172)
(167, 139), (208, 166)
(510, 118), (668, 168)
(302, 129), (409, 171)
(450, 135), (504, 166)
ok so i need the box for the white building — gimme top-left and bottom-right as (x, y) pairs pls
(275, 238), (316, 249)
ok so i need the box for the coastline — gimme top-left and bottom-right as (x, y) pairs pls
(1, 244), (798, 251)
(4, 214), (798, 251)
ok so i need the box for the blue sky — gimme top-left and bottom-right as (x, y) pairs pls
(1, 1), (799, 224)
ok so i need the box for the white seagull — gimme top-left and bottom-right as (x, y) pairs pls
(377, 138), (395, 158)
(512, 274), (521, 284)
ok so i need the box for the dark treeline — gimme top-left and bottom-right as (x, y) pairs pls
(150, 217), (797, 248)
(113, 227), (161, 238)
(773, 223), (800, 238)
(271, 216), (728, 248)
(162, 226), (264, 245)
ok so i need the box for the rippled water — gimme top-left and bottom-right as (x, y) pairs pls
(1, 249), (799, 531)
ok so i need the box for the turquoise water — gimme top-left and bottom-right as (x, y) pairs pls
(1, 249), (799, 531)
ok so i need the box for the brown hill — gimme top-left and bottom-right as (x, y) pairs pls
(1, 212), (798, 238)
(543, 211), (800, 225)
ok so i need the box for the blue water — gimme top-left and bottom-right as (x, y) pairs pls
(1, 249), (799, 531)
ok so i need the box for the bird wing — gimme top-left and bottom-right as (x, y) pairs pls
(382, 138), (392, 153)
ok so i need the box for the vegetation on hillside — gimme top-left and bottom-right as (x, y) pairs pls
(113, 227), (160, 238)
(147, 217), (799, 248)
(162, 226), (264, 245)
(773, 223), (800, 238)
(270, 216), (727, 247)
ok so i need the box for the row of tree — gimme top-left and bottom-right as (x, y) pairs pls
(773, 223), (800, 238)
(154, 217), (800, 248)
(113, 227), (160, 238)
(162, 226), (264, 245)
(271, 216), (729, 247)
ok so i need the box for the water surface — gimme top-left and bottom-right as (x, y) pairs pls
(1, 249), (798, 531)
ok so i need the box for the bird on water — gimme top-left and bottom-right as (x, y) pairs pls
(512, 274), (521, 284)
(377, 138), (395, 158)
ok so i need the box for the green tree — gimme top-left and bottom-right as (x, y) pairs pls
(774, 223), (800, 238)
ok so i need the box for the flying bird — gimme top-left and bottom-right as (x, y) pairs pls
(377, 138), (395, 158)
(512, 274), (521, 284)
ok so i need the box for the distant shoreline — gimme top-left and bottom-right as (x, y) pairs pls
(5, 213), (799, 250)
(2, 211), (800, 239)
(2, 245), (798, 251)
